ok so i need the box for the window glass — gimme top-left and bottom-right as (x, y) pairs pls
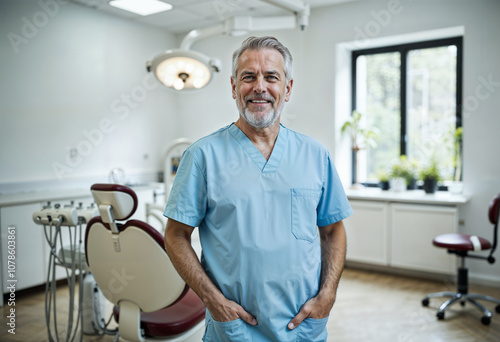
(355, 52), (400, 182)
(352, 38), (461, 185)
(407, 45), (457, 179)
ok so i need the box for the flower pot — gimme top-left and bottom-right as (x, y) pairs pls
(390, 177), (406, 192)
(407, 178), (417, 190)
(423, 179), (438, 194)
(379, 181), (390, 191)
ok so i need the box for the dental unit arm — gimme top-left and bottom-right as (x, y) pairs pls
(32, 199), (107, 341)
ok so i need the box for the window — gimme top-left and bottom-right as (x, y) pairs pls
(351, 37), (463, 185)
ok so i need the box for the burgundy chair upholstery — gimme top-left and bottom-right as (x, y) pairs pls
(422, 194), (500, 325)
(113, 289), (205, 337)
(85, 184), (205, 341)
(433, 233), (491, 251)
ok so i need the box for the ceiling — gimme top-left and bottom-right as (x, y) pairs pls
(70, 0), (356, 34)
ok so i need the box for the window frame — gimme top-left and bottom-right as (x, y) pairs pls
(351, 36), (463, 186)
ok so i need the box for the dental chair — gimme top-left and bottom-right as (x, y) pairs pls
(85, 183), (205, 341)
(422, 193), (500, 325)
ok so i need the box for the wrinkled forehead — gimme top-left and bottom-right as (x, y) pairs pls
(237, 48), (285, 75)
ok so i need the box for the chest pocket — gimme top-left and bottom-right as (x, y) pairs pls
(291, 188), (322, 243)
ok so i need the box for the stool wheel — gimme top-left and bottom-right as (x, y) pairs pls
(496, 305), (500, 314)
(422, 299), (429, 307)
(437, 311), (445, 320)
(481, 316), (491, 325)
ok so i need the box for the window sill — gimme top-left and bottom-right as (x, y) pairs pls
(346, 187), (470, 206)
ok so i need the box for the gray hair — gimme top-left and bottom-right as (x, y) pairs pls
(231, 36), (293, 83)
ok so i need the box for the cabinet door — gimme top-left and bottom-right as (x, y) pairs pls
(344, 200), (389, 265)
(1, 203), (46, 293)
(390, 203), (457, 274)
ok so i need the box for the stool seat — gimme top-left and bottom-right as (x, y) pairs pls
(433, 233), (492, 251)
(422, 193), (500, 326)
(114, 289), (206, 337)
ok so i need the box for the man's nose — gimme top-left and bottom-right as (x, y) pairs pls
(254, 76), (266, 93)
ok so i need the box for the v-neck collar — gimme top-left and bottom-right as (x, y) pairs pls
(229, 123), (288, 173)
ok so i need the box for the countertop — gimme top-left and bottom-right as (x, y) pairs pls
(346, 187), (470, 205)
(0, 183), (164, 207)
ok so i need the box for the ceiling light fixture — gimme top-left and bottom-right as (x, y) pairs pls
(109, 0), (173, 16)
(146, 0), (310, 92)
(147, 49), (220, 91)
(146, 24), (225, 92)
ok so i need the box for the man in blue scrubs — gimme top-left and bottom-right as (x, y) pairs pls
(164, 36), (352, 341)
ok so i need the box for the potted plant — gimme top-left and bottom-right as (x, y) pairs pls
(388, 163), (406, 192)
(388, 155), (418, 192)
(398, 155), (419, 190)
(378, 172), (390, 191)
(420, 162), (441, 194)
(341, 110), (379, 188)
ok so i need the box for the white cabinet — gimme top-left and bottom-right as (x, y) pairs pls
(391, 203), (457, 274)
(344, 201), (389, 265)
(346, 199), (458, 275)
(1, 203), (47, 292)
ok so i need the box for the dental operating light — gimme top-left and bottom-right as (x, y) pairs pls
(146, 0), (310, 92)
(147, 49), (220, 91)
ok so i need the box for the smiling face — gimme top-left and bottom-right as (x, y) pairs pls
(231, 48), (293, 129)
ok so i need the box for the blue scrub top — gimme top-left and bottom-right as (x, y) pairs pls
(164, 123), (352, 341)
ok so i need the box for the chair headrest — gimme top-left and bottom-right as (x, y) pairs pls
(91, 183), (138, 220)
(489, 193), (500, 225)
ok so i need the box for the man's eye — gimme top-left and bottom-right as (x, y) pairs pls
(242, 76), (254, 81)
(266, 75), (278, 81)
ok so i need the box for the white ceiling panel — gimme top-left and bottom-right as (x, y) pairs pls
(69, 0), (358, 34)
(133, 8), (204, 29)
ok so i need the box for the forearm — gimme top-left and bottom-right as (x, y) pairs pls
(164, 219), (224, 308)
(318, 220), (347, 302)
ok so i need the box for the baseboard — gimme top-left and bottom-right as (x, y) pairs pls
(345, 261), (454, 282)
(345, 261), (500, 288)
(469, 272), (500, 288)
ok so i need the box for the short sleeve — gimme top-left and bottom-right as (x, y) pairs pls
(163, 149), (207, 227)
(316, 151), (353, 227)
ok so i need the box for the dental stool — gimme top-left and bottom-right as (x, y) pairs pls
(422, 193), (500, 325)
(85, 183), (205, 341)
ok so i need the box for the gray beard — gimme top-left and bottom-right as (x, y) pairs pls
(241, 107), (280, 129)
(237, 92), (286, 129)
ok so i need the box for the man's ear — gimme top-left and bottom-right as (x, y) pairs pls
(231, 76), (236, 99)
(285, 79), (293, 102)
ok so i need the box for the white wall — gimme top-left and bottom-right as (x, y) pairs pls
(0, 0), (178, 190)
(1, 0), (499, 282)
(174, 0), (500, 283)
